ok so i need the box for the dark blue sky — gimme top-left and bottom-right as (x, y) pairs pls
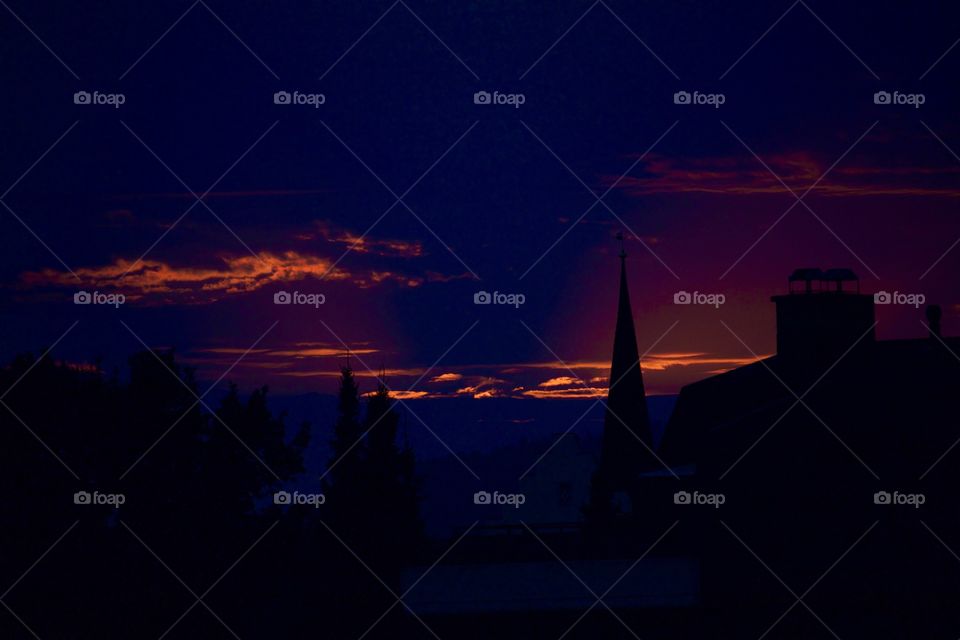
(2, 0), (959, 398)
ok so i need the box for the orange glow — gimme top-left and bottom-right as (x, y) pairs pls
(538, 376), (583, 387)
(512, 352), (764, 374)
(268, 348), (379, 358)
(276, 367), (424, 378)
(313, 221), (424, 257)
(385, 390), (430, 400)
(180, 344), (768, 399)
(522, 387), (608, 399)
(429, 373), (463, 383)
(606, 153), (960, 199)
(20, 250), (428, 304)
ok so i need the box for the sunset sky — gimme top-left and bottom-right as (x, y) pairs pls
(2, 0), (959, 400)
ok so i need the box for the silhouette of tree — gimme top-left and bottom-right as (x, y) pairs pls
(0, 348), (314, 637)
(211, 383), (309, 510)
(322, 364), (367, 538)
(364, 380), (423, 573)
(313, 368), (426, 633)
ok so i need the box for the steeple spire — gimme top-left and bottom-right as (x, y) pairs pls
(599, 232), (655, 487)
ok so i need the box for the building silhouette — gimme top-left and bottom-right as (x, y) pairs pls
(660, 267), (960, 481)
(599, 242), (656, 488)
(403, 261), (960, 637)
(657, 267), (960, 636)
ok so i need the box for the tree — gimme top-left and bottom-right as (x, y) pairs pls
(322, 365), (368, 540)
(320, 369), (424, 562)
(364, 380), (423, 572)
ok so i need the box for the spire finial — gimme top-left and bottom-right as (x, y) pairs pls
(616, 231), (626, 260)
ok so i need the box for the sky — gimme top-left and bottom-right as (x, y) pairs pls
(2, 0), (959, 401)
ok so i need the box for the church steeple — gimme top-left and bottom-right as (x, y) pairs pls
(599, 233), (655, 486)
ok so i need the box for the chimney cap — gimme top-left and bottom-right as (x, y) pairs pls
(788, 268), (824, 282)
(822, 268), (858, 282)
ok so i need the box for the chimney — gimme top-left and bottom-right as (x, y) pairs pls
(772, 268), (875, 361)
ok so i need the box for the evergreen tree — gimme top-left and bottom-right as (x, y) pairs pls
(321, 370), (423, 584)
(364, 380), (423, 563)
(323, 365), (367, 539)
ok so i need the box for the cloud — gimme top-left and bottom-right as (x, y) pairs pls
(513, 352), (762, 374)
(180, 342), (768, 399)
(360, 389), (431, 400)
(521, 387), (608, 399)
(20, 251), (428, 304)
(268, 347), (379, 358)
(454, 377), (507, 399)
(390, 390), (430, 399)
(430, 372), (463, 383)
(276, 367), (424, 379)
(538, 376), (584, 388)
(606, 153), (960, 199)
(309, 221), (424, 258)
(641, 353), (764, 371)
(509, 360), (609, 372)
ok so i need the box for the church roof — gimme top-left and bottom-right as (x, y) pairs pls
(599, 247), (656, 482)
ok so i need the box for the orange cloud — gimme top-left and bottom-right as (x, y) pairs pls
(641, 353), (764, 371)
(607, 153), (960, 199)
(538, 376), (584, 388)
(359, 389), (431, 400)
(310, 221), (424, 258)
(389, 390), (430, 400)
(180, 344), (767, 399)
(455, 377), (507, 399)
(430, 372), (463, 383)
(513, 352), (763, 374)
(510, 360), (609, 372)
(522, 387), (608, 399)
(268, 348), (379, 358)
(20, 251), (427, 304)
(276, 367), (424, 379)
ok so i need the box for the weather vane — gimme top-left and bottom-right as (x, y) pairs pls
(616, 231), (626, 259)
